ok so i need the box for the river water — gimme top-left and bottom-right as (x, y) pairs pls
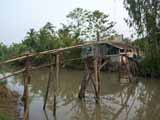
(4, 69), (160, 120)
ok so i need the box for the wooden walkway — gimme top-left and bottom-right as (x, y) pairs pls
(0, 41), (139, 120)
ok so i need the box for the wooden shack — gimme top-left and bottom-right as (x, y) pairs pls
(81, 40), (139, 63)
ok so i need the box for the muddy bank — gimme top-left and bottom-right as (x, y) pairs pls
(0, 84), (20, 120)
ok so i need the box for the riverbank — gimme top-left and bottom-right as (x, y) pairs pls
(0, 82), (20, 120)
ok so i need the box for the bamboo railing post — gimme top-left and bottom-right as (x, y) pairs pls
(53, 53), (60, 116)
(43, 54), (54, 110)
(23, 53), (31, 120)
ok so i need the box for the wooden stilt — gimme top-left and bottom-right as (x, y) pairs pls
(95, 32), (101, 103)
(79, 31), (101, 103)
(78, 74), (89, 99)
(23, 55), (31, 120)
(119, 54), (133, 83)
(93, 44), (101, 102)
(44, 110), (49, 120)
(53, 53), (60, 116)
(100, 59), (108, 70)
(90, 72), (98, 96)
(43, 70), (51, 110)
(94, 56), (99, 102)
(43, 54), (53, 110)
(23, 74), (29, 120)
(53, 95), (56, 116)
(124, 56), (133, 82)
(93, 57), (101, 103)
(118, 55), (122, 82)
(97, 65), (101, 100)
(78, 61), (90, 99)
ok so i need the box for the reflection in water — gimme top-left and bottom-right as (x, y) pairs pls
(8, 69), (160, 120)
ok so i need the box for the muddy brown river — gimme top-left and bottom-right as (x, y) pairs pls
(3, 69), (160, 120)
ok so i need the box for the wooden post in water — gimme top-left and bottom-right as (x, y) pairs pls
(53, 53), (60, 116)
(78, 32), (101, 103)
(43, 54), (54, 110)
(118, 55), (122, 82)
(78, 61), (90, 99)
(23, 54), (31, 120)
(93, 47), (101, 103)
(94, 52), (99, 102)
(94, 31), (101, 103)
(126, 56), (133, 82)
(119, 54), (133, 83)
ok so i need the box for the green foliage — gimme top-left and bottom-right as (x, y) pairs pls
(124, 0), (160, 35)
(67, 8), (115, 40)
(0, 114), (14, 120)
(133, 38), (146, 52)
(0, 81), (7, 86)
(8, 43), (27, 57)
(22, 22), (56, 52)
(57, 24), (80, 47)
(0, 43), (8, 61)
(124, 0), (160, 77)
(0, 22), (81, 66)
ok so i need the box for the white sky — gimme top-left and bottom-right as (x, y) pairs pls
(0, 0), (133, 45)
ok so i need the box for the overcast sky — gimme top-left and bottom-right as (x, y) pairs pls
(0, 0), (133, 45)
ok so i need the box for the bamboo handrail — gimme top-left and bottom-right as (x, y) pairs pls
(0, 57), (83, 81)
(0, 41), (110, 66)
(0, 69), (25, 81)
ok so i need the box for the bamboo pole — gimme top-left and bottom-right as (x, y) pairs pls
(78, 61), (90, 99)
(118, 55), (122, 82)
(97, 64), (101, 100)
(126, 56), (133, 82)
(94, 55), (99, 103)
(53, 53), (60, 116)
(0, 40), (114, 67)
(94, 31), (101, 103)
(90, 72), (98, 96)
(23, 109), (29, 120)
(78, 73), (87, 99)
(43, 54), (54, 110)
(0, 69), (25, 81)
(23, 55), (31, 120)
(0, 57), (84, 83)
(100, 59), (108, 70)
